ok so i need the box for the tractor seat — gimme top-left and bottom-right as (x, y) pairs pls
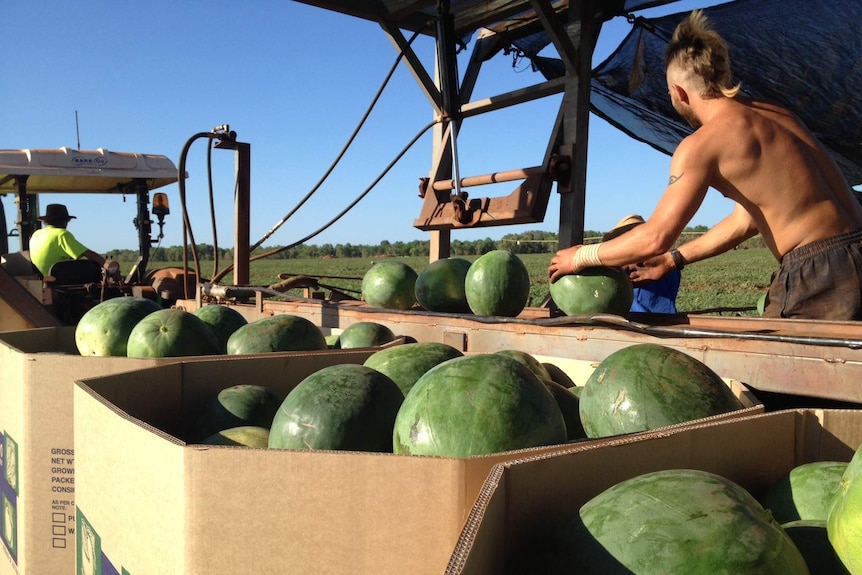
(46, 260), (103, 286)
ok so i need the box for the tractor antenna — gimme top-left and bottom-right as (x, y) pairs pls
(75, 110), (81, 149)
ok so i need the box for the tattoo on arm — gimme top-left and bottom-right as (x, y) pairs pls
(668, 172), (684, 185)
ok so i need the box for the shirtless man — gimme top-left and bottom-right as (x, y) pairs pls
(548, 10), (862, 320)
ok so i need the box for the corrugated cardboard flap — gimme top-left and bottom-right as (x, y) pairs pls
(446, 409), (862, 575)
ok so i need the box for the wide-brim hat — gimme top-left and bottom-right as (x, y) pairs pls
(38, 204), (76, 222)
(602, 214), (645, 241)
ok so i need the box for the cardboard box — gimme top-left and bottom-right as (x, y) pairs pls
(0, 327), (386, 575)
(72, 352), (761, 575)
(445, 408), (862, 574)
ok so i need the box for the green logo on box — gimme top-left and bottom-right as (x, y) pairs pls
(0, 430), (18, 563)
(3, 432), (18, 494)
(1, 493), (16, 557)
(77, 509), (101, 575)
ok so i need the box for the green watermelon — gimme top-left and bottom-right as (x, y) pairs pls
(414, 257), (472, 313)
(338, 321), (397, 349)
(579, 343), (743, 438)
(186, 384), (283, 442)
(325, 334), (341, 349)
(193, 305), (248, 354)
(783, 520), (850, 575)
(544, 469), (808, 574)
(761, 461), (849, 523)
(226, 314), (327, 354)
(545, 379), (587, 441)
(201, 426), (271, 448)
(828, 442), (862, 573)
(75, 296), (162, 356)
(126, 308), (220, 358)
(544, 362), (577, 388)
(361, 260), (418, 310)
(464, 250), (531, 317)
(268, 364), (404, 452)
(362, 342), (463, 396)
(494, 352), (586, 439)
(495, 350), (554, 384)
(393, 353), (566, 457)
(549, 266), (634, 316)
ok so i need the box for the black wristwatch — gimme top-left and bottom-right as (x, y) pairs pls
(670, 249), (686, 271)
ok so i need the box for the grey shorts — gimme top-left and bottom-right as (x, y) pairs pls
(764, 228), (862, 320)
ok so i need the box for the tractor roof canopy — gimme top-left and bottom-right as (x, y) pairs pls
(0, 147), (179, 194)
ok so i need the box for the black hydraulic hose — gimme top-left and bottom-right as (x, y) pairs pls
(210, 117), (438, 283)
(249, 25), (427, 252)
(177, 132), (213, 298)
(535, 314), (862, 349)
(207, 140), (219, 280)
(260, 118), (437, 254)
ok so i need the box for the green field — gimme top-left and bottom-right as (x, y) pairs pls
(160, 247), (778, 316)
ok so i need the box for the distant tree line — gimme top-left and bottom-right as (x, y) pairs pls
(105, 225), (760, 262)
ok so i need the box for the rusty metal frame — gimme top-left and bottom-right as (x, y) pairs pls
(176, 293), (862, 405)
(402, 0), (596, 259)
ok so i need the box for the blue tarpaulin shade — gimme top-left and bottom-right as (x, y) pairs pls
(586, 0), (862, 185)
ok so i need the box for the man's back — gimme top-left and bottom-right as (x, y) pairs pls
(29, 226), (88, 277)
(694, 97), (862, 258)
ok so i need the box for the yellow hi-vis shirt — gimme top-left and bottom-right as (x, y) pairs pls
(29, 225), (89, 277)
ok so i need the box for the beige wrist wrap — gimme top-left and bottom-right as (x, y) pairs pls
(572, 243), (603, 271)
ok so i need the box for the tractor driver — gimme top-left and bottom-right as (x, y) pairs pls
(29, 203), (118, 278)
(548, 10), (862, 320)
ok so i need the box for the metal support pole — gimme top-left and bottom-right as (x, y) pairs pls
(0, 196), (7, 255)
(233, 142), (251, 286)
(15, 176), (36, 252)
(436, 0), (462, 199)
(133, 179), (152, 283)
(429, 0), (462, 262)
(558, 0), (596, 249)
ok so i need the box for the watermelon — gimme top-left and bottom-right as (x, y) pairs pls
(226, 314), (327, 354)
(362, 342), (463, 396)
(186, 384), (283, 442)
(268, 364), (404, 452)
(464, 250), (530, 317)
(75, 296), (162, 356)
(414, 257), (472, 313)
(545, 379), (587, 441)
(549, 266), (634, 316)
(493, 351), (586, 440)
(495, 349), (554, 384)
(126, 308), (220, 358)
(361, 260), (418, 310)
(338, 321), (397, 349)
(579, 343), (744, 438)
(783, 520), (851, 575)
(193, 305), (248, 353)
(544, 362), (577, 388)
(761, 461), (849, 523)
(828, 442), (862, 573)
(393, 353), (566, 457)
(539, 469), (808, 574)
(201, 426), (271, 448)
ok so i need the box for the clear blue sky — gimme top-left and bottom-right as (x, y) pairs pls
(2, 0), (732, 254)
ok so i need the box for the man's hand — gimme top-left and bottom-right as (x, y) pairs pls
(628, 253), (674, 286)
(548, 245), (582, 283)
